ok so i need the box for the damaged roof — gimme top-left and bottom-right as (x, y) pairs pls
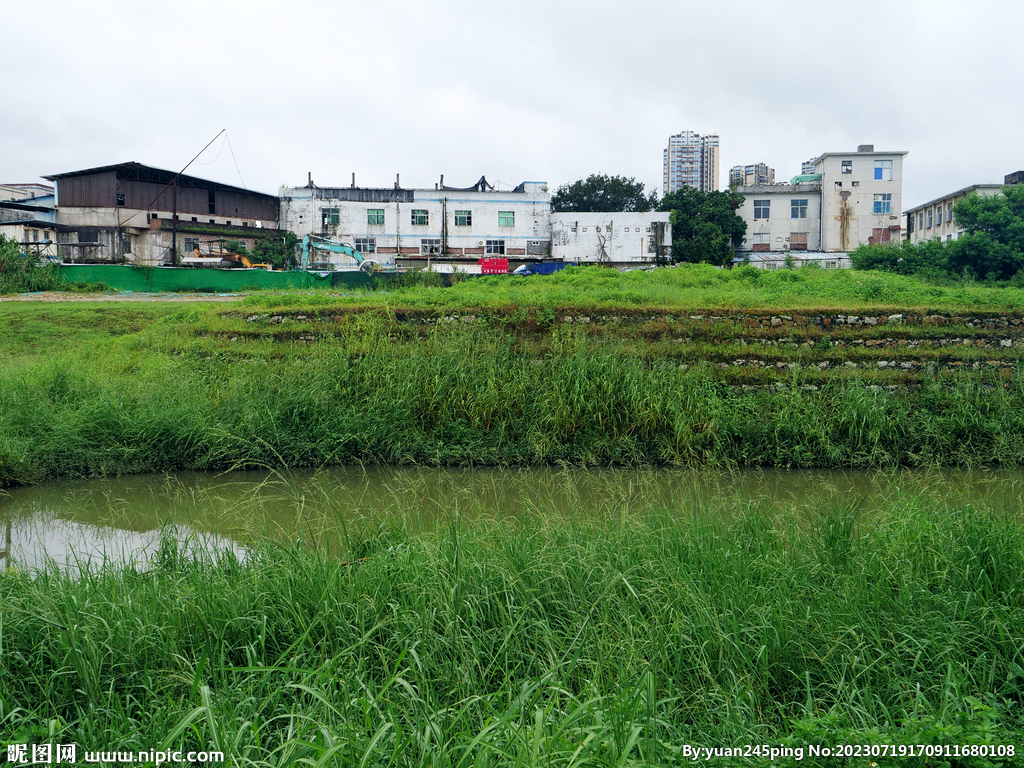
(43, 161), (278, 204)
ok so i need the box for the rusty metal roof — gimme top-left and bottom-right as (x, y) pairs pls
(43, 162), (278, 203)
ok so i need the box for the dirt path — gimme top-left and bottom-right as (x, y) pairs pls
(0, 291), (245, 303)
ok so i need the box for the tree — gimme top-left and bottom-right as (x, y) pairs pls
(851, 185), (1024, 281)
(658, 188), (746, 266)
(849, 237), (949, 278)
(551, 174), (658, 213)
(222, 233), (300, 271)
(947, 185), (1024, 279)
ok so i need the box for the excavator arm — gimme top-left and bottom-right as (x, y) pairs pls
(301, 234), (364, 270)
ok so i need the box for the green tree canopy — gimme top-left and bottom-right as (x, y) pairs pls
(851, 185), (1024, 281)
(948, 184), (1024, 279)
(658, 188), (746, 266)
(551, 174), (658, 213)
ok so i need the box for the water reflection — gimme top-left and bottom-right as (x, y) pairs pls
(2, 466), (1023, 571)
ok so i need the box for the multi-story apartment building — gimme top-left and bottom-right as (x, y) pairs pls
(903, 185), (1001, 244)
(729, 163), (775, 188)
(663, 130), (719, 194)
(902, 171), (1023, 244)
(736, 144), (908, 259)
(801, 159), (817, 175)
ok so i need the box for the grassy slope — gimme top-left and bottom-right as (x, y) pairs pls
(3, 267), (1024, 486)
(269, 263), (1024, 313)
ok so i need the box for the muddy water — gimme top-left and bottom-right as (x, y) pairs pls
(3, 466), (1023, 571)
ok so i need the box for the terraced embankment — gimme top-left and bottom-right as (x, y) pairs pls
(3, 298), (1024, 486)
(231, 305), (1024, 386)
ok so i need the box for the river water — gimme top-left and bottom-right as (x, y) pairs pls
(3, 466), (1023, 571)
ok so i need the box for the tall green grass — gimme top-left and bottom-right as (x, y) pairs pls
(2, 491), (1022, 765)
(0, 235), (64, 295)
(3, 316), (1024, 486)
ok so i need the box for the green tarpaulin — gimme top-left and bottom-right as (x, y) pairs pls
(58, 265), (374, 292)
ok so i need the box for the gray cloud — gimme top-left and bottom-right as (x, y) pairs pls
(4, 0), (1021, 209)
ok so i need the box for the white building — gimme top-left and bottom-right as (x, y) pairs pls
(738, 182), (823, 254)
(736, 145), (907, 257)
(663, 130), (719, 194)
(280, 176), (551, 262)
(738, 252), (851, 271)
(0, 183), (54, 202)
(816, 145), (907, 251)
(903, 180), (1011, 244)
(550, 212), (671, 265)
(0, 195), (58, 258)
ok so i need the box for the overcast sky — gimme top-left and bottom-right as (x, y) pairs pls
(4, 0), (1021, 210)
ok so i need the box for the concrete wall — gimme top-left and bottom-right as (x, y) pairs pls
(905, 185), (1002, 244)
(0, 221), (58, 257)
(738, 252), (851, 270)
(736, 183), (822, 252)
(550, 212), (670, 264)
(54, 206), (271, 265)
(280, 181), (551, 259)
(817, 150), (906, 251)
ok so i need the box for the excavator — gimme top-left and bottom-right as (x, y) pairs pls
(219, 250), (273, 270)
(182, 241), (273, 270)
(300, 234), (383, 272)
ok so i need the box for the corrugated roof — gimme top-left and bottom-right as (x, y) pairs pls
(43, 161), (278, 203)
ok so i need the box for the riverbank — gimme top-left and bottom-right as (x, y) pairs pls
(3, 270), (1024, 486)
(2, 495), (1021, 765)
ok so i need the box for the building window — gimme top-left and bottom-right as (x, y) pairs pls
(873, 194), (892, 215)
(946, 203), (953, 223)
(841, 160), (852, 174)
(208, 190), (216, 215)
(791, 199), (808, 218)
(874, 160), (893, 181)
(355, 237), (375, 254)
(927, 208), (933, 227)
(851, 181), (860, 187)
(411, 209), (428, 226)
(184, 237), (200, 255)
(367, 209), (385, 225)
(485, 239), (505, 254)
(919, 212), (924, 230)
(935, 206), (943, 225)
(116, 193), (125, 206)
(946, 234), (953, 242)
(321, 208), (339, 227)
(454, 210), (472, 226)
(753, 200), (770, 219)
(790, 232), (808, 250)
(121, 233), (132, 254)
(825, 261), (838, 270)
(498, 211), (515, 227)
(421, 238), (441, 254)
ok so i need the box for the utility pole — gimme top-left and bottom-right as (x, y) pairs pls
(171, 179), (178, 266)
